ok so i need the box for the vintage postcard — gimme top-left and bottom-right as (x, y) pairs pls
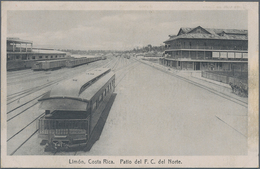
(1, 1), (259, 168)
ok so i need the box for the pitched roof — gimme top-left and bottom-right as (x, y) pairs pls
(164, 26), (248, 43)
(31, 49), (66, 54)
(7, 37), (33, 44)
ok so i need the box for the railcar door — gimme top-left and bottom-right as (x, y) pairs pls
(86, 107), (92, 140)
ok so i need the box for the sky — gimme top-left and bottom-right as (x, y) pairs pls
(7, 10), (247, 50)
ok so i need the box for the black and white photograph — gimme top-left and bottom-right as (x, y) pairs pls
(1, 1), (258, 168)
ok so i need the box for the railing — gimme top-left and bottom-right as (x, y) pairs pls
(38, 118), (88, 135)
(165, 45), (247, 51)
(202, 71), (248, 85)
(165, 56), (248, 61)
(7, 48), (32, 52)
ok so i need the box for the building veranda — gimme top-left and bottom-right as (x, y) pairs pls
(160, 26), (248, 71)
(159, 26), (248, 96)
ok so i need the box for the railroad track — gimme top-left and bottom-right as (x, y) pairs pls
(136, 58), (248, 108)
(8, 56), (245, 156)
(7, 69), (32, 76)
(7, 57), (140, 156)
(7, 78), (63, 104)
(114, 59), (138, 72)
(53, 57), (139, 156)
(7, 59), (112, 101)
(110, 57), (121, 71)
(7, 58), (113, 155)
(115, 61), (140, 88)
(7, 71), (44, 81)
(7, 58), (112, 114)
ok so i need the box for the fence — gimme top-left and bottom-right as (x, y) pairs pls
(202, 71), (248, 86)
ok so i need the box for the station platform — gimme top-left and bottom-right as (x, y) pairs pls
(137, 58), (248, 105)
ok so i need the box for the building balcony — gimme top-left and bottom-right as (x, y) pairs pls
(164, 57), (248, 63)
(165, 45), (248, 51)
(7, 48), (32, 53)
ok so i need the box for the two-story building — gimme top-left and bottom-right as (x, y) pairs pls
(7, 37), (67, 70)
(160, 26), (248, 72)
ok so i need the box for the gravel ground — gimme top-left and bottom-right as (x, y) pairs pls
(80, 62), (247, 156)
(7, 57), (247, 156)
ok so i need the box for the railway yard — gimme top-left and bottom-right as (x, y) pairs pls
(6, 55), (248, 156)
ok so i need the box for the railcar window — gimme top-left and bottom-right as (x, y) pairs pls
(92, 102), (96, 110)
(96, 100), (99, 109)
(45, 56), (48, 58)
(39, 56), (42, 59)
(99, 94), (103, 102)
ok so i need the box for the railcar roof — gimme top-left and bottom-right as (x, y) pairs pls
(46, 68), (111, 98)
(36, 59), (67, 63)
(79, 72), (115, 101)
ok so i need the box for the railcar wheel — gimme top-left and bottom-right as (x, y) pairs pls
(44, 143), (55, 152)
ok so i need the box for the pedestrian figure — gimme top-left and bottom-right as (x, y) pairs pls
(229, 82), (235, 93)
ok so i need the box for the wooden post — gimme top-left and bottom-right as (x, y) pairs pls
(232, 64), (234, 76)
(240, 63), (242, 76)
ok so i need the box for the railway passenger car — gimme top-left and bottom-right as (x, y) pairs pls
(37, 68), (115, 151)
(32, 60), (67, 71)
(65, 56), (103, 68)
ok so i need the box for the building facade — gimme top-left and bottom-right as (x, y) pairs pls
(7, 37), (66, 61)
(160, 26), (248, 72)
(7, 37), (67, 70)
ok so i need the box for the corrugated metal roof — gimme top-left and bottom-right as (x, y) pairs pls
(165, 26), (248, 43)
(178, 27), (193, 34)
(7, 37), (33, 44)
(164, 33), (247, 42)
